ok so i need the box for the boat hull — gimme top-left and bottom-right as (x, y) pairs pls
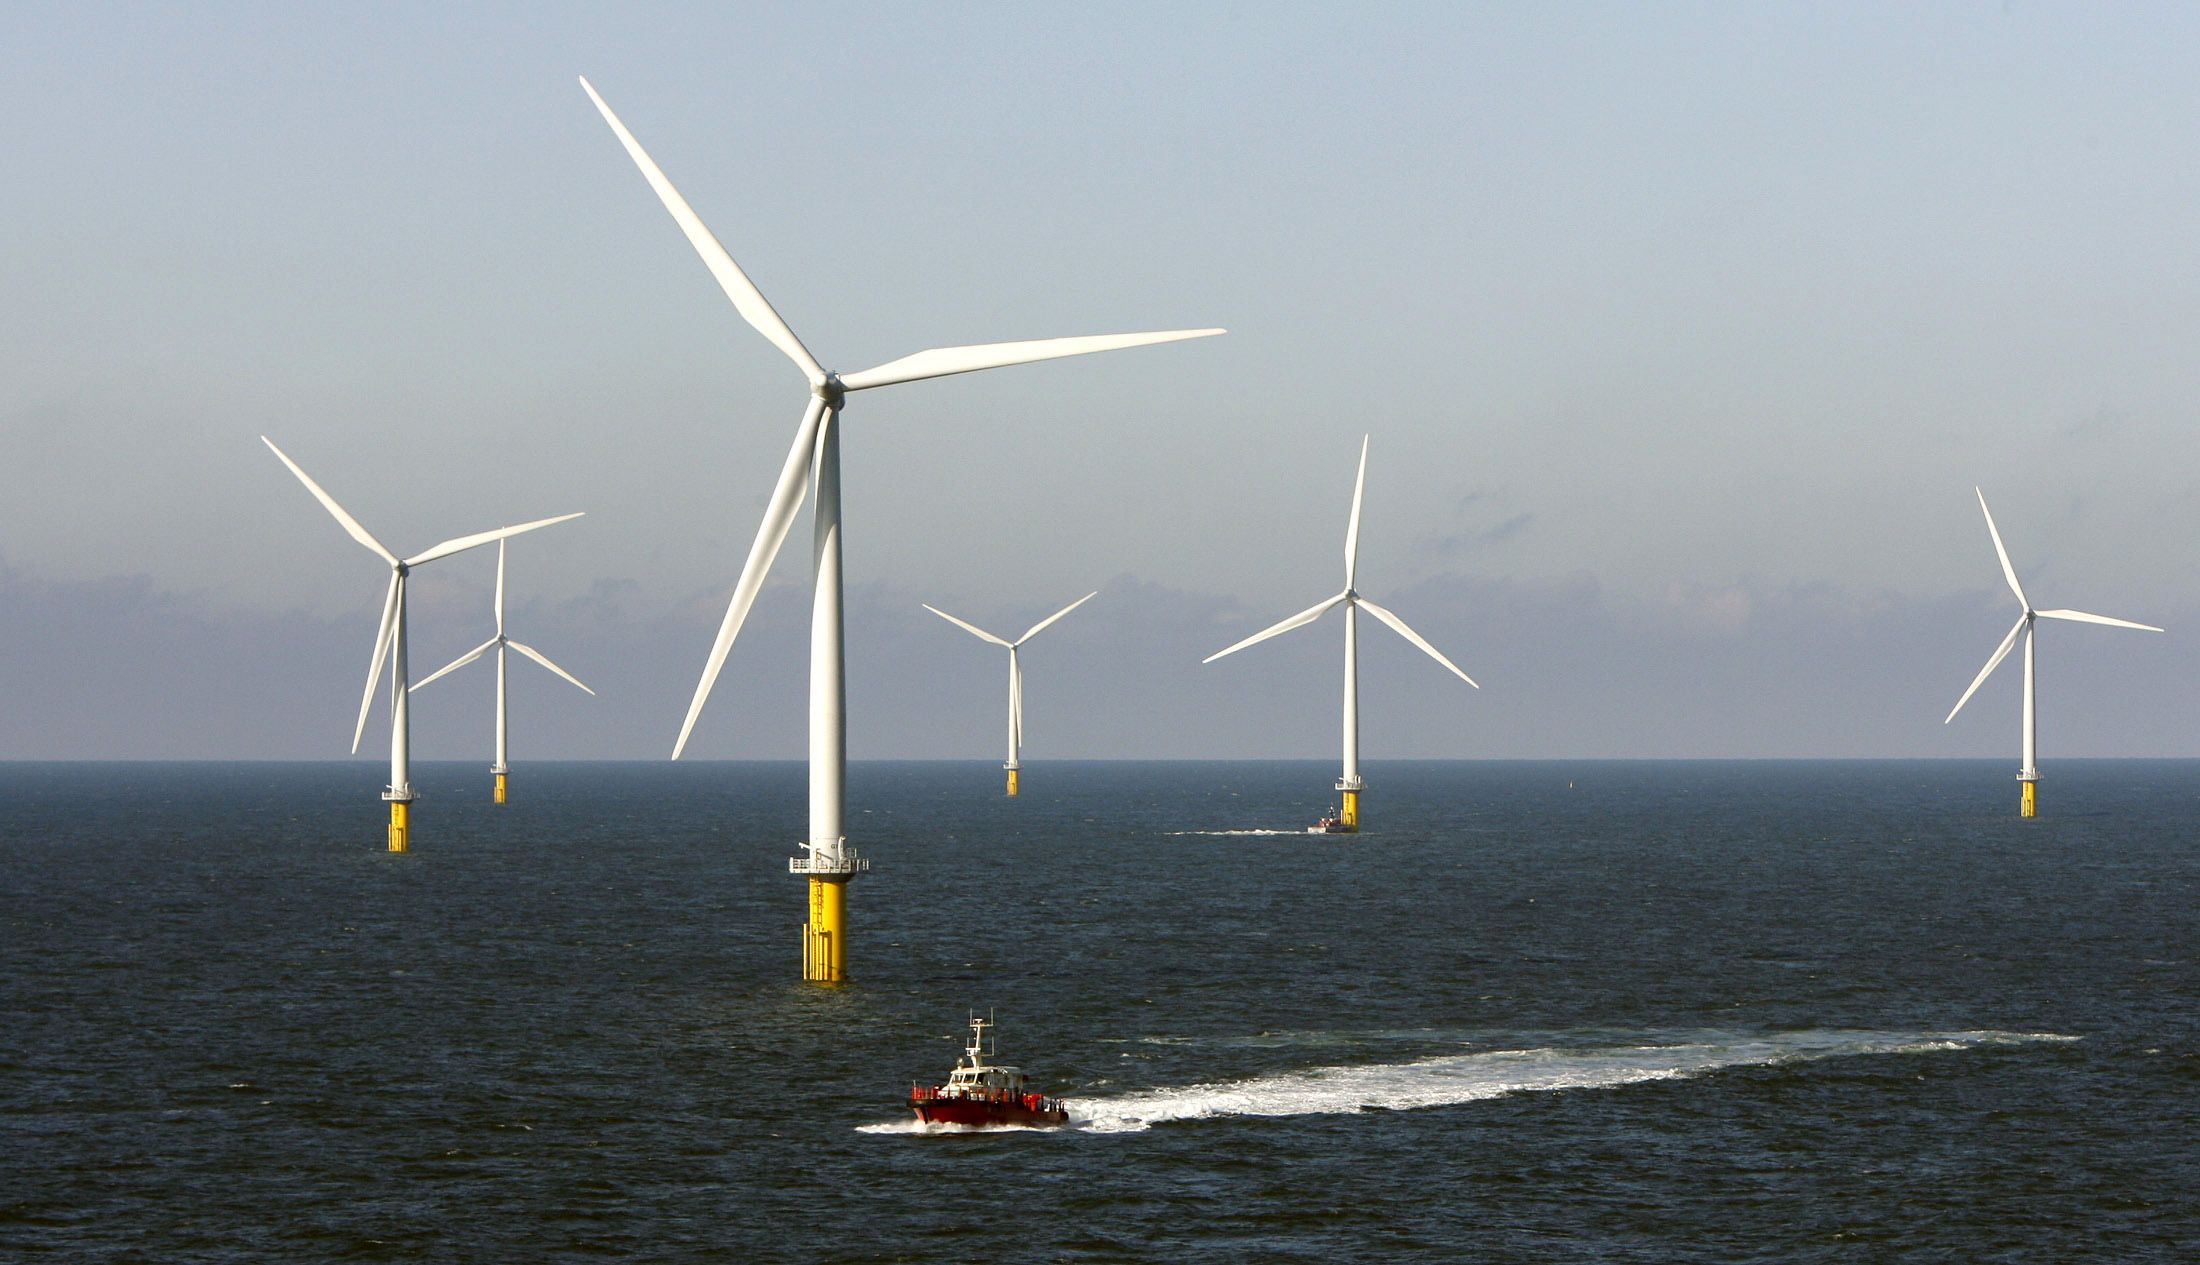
(911, 1096), (1067, 1128)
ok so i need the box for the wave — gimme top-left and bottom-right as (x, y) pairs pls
(1163, 828), (1301, 837)
(1067, 1028), (2074, 1134)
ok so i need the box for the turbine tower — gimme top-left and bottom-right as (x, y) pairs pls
(262, 437), (582, 850)
(923, 591), (1098, 796)
(1943, 487), (2160, 817)
(580, 77), (1221, 982)
(1205, 436), (1477, 831)
(410, 539), (596, 804)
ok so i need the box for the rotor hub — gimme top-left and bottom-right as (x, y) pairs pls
(814, 374), (846, 408)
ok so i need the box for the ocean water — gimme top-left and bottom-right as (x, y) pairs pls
(2, 759), (2195, 1262)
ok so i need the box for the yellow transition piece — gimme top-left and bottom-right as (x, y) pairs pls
(803, 877), (847, 983)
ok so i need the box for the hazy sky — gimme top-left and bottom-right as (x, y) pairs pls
(5, 2), (2198, 762)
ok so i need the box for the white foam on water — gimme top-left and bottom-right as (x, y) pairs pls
(1132, 1027), (1442, 1049)
(1164, 828), (1299, 837)
(1067, 1029), (2075, 1134)
(857, 1117), (1059, 1136)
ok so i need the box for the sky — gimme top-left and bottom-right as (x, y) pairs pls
(4, 1), (2199, 763)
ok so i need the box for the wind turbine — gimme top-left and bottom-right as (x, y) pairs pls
(1943, 487), (2160, 817)
(262, 436), (582, 850)
(1205, 436), (1477, 832)
(410, 539), (596, 804)
(579, 77), (1221, 982)
(924, 591), (1098, 796)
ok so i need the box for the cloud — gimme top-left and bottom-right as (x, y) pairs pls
(1658, 580), (1755, 633)
(1416, 511), (1538, 561)
(2, 555), (2193, 761)
(2054, 405), (2127, 445)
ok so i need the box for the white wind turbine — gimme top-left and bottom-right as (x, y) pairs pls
(262, 436), (582, 851)
(579, 76), (1221, 982)
(924, 592), (1098, 796)
(1943, 486), (2160, 817)
(410, 539), (596, 804)
(1205, 436), (1477, 832)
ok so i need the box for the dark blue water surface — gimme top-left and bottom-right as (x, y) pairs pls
(3, 759), (2196, 1262)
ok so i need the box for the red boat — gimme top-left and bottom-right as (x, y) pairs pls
(1307, 809), (1351, 834)
(909, 1015), (1069, 1128)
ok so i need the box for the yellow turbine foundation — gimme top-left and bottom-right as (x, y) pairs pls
(1338, 788), (1360, 832)
(2020, 780), (2037, 818)
(1005, 767), (1019, 797)
(803, 877), (848, 983)
(493, 771), (508, 804)
(387, 800), (411, 853)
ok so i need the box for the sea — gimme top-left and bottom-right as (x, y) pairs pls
(2, 758), (2195, 1262)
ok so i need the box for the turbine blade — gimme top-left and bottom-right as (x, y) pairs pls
(1344, 435), (1369, 590)
(1011, 651), (1023, 754)
(673, 396), (827, 758)
(1357, 597), (1480, 687)
(410, 638), (498, 692)
(2034, 608), (2164, 632)
(923, 604), (1012, 647)
(1016, 591), (1098, 645)
(353, 574), (399, 753)
(405, 512), (584, 568)
(837, 328), (1225, 392)
(1975, 488), (2028, 610)
(261, 436), (397, 565)
(494, 539), (506, 636)
(508, 640), (598, 696)
(1203, 592), (1348, 664)
(1944, 613), (2027, 724)
(578, 77), (824, 384)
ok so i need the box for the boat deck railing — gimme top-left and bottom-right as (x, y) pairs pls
(910, 1084), (1064, 1112)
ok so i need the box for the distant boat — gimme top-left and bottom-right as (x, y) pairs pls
(1306, 810), (1352, 835)
(909, 1015), (1068, 1128)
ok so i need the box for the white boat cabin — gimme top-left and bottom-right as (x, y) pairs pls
(943, 1015), (1031, 1094)
(945, 1062), (1030, 1093)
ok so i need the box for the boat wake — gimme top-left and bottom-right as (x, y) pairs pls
(1066, 1028), (2073, 1134)
(857, 1118), (1059, 1135)
(1164, 828), (1299, 837)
